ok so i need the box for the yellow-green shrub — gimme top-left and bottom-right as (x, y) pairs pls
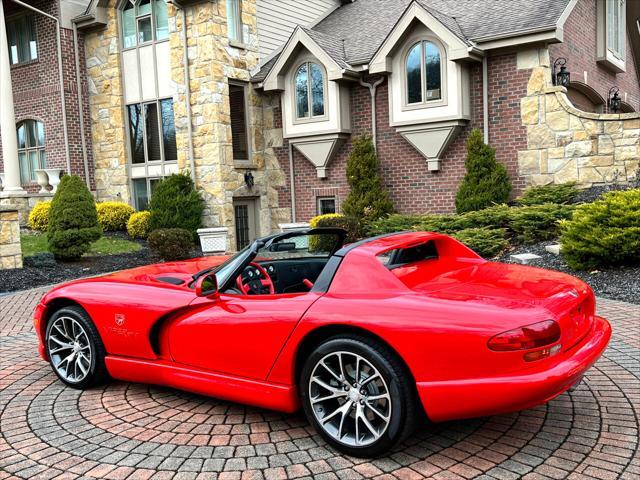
(127, 211), (151, 239)
(28, 201), (51, 232)
(96, 201), (135, 231)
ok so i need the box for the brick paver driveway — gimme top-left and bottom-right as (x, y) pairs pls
(1, 288), (638, 480)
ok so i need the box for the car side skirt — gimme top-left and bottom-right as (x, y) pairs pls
(105, 356), (300, 413)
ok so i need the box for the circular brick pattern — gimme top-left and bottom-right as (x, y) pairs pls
(1, 291), (638, 480)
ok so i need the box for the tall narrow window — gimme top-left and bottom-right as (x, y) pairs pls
(227, 0), (243, 43)
(229, 83), (249, 162)
(16, 120), (46, 184)
(120, 0), (169, 49)
(126, 99), (177, 164)
(7, 15), (37, 65)
(405, 40), (442, 105)
(294, 62), (325, 120)
(606, 0), (625, 60)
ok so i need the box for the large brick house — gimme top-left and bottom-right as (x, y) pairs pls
(1, 0), (639, 251)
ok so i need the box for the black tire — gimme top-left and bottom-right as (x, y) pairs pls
(45, 305), (108, 389)
(299, 335), (416, 457)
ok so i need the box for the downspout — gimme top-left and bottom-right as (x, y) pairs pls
(289, 141), (296, 222)
(359, 76), (384, 151)
(168, 0), (196, 182)
(11, 0), (70, 174)
(72, 22), (90, 187)
(482, 55), (489, 143)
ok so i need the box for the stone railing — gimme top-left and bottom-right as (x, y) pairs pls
(518, 56), (640, 187)
(0, 207), (22, 270)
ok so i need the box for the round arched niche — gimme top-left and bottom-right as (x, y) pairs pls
(619, 101), (636, 113)
(565, 82), (605, 113)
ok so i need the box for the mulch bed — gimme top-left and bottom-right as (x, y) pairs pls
(499, 241), (639, 305)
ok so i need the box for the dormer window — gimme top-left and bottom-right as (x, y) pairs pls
(405, 40), (443, 105)
(294, 62), (325, 120)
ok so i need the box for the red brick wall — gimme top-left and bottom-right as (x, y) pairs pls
(274, 53), (529, 220)
(549, 0), (640, 110)
(0, 0), (94, 192)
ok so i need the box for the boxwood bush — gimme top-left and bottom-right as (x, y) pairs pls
(560, 189), (640, 269)
(148, 228), (194, 261)
(28, 201), (51, 232)
(96, 201), (135, 231)
(127, 211), (151, 239)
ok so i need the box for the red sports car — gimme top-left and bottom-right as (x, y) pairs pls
(34, 229), (611, 456)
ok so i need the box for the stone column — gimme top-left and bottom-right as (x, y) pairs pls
(0, 0), (25, 193)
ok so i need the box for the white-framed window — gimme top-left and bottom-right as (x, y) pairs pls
(127, 98), (177, 164)
(16, 120), (46, 184)
(606, 0), (625, 60)
(229, 81), (250, 163)
(226, 0), (244, 44)
(405, 40), (443, 105)
(132, 177), (162, 211)
(6, 14), (37, 65)
(294, 62), (325, 120)
(317, 197), (336, 215)
(121, 0), (169, 49)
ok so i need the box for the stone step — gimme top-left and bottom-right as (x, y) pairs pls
(545, 244), (561, 255)
(510, 253), (542, 265)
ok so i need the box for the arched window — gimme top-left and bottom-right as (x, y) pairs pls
(16, 120), (46, 184)
(294, 62), (325, 119)
(405, 40), (442, 105)
(121, 0), (169, 49)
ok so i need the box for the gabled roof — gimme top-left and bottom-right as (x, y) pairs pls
(253, 0), (574, 82)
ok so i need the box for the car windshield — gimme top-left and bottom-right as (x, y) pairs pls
(256, 232), (342, 260)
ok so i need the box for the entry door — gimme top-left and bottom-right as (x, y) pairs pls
(233, 199), (258, 250)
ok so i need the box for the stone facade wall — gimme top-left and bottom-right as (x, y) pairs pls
(518, 49), (640, 186)
(0, 208), (22, 270)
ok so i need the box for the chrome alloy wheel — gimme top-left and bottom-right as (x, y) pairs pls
(47, 316), (92, 383)
(308, 351), (392, 447)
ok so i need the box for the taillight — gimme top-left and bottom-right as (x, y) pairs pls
(488, 320), (561, 352)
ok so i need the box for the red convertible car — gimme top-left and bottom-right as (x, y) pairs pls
(34, 229), (611, 456)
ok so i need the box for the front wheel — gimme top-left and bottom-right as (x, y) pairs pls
(300, 335), (416, 457)
(46, 306), (108, 389)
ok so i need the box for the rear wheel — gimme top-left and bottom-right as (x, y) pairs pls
(46, 306), (108, 389)
(300, 335), (416, 457)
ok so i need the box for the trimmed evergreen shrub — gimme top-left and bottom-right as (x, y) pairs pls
(148, 228), (194, 261)
(47, 175), (102, 260)
(28, 201), (51, 232)
(149, 173), (204, 238)
(509, 204), (575, 244)
(455, 129), (512, 213)
(341, 136), (394, 222)
(452, 228), (509, 258)
(517, 182), (579, 206)
(127, 211), (152, 239)
(560, 189), (640, 270)
(96, 201), (135, 231)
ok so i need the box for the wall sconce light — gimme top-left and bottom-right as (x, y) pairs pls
(244, 170), (254, 189)
(552, 57), (571, 87)
(608, 86), (622, 113)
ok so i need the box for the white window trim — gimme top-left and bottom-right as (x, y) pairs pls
(597, 0), (626, 72)
(292, 59), (329, 124)
(316, 196), (337, 215)
(401, 36), (448, 111)
(119, 0), (169, 52)
(16, 119), (46, 184)
(226, 0), (245, 46)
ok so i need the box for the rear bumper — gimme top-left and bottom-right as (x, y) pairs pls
(417, 315), (611, 422)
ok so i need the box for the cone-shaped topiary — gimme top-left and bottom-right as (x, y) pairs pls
(47, 175), (102, 260)
(149, 172), (204, 238)
(455, 129), (512, 213)
(341, 136), (394, 222)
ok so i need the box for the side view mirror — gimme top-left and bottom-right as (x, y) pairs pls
(194, 273), (219, 298)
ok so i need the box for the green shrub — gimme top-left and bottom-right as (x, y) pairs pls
(517, 182), (579, 206)
(28, 201), (51, 232)
(341, 136), (394, 222)
(452, 228), (509, 258)
(148, 228), (194, 261)
(455, 129), (512, 213)
(47, 175), (102, 260)
(508, 204), (575, 244)
(96, 201), (135, 231)
(560, 189), (640, 269)
(366, 214), (429, 235)
(310, 213), (361, 242)
(127, 211), (151, 239)
(149, 173), (204, 238)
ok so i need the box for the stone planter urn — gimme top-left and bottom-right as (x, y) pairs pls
(34, 169), (51, 193)
(278, 222), (310, 232)
(44, 168), (64, 192)
(0, 173), (4, 191)
(197, 227), (229, 254)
